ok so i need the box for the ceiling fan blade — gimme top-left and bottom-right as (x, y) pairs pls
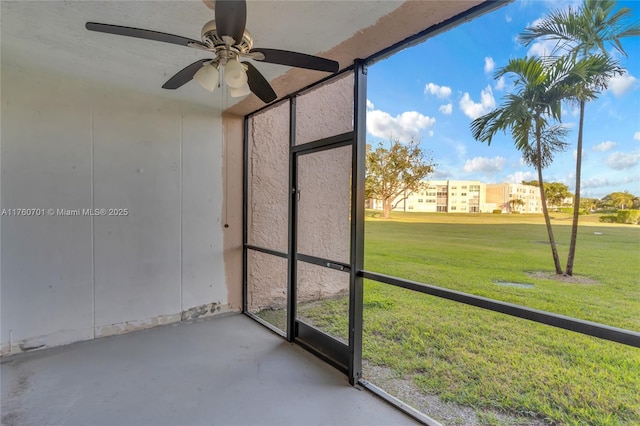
(86, 22), (202, 47)
(249, 48), (339, 73)
(215, 0), (247, 45)
(243, 62), (277, 103)
(162, 59), (211, 90)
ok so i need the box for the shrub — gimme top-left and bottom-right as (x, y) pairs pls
(493, 209), (503, 214)
(511, 211), (521, 214)
(599, 215), (617, 223)
(559, 207), (587, 215)
(617, 209), (640, 225)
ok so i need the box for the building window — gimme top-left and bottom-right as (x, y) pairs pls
(418, 199), (424, 203)
(461, 192), (467, 196)
(450, 206), (457, 211)
(462, 186), (467, 189)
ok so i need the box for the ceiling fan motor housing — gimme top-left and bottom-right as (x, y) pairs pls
(201, 20), (253, 54)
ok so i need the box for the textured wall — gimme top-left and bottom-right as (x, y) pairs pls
(247, 250), (288, 311)
(1, 62), (229, 355)
(247, 102), (290, 253)
(247, 74), (353, 312)
(297, 145), (352, 264)
(295, 74), (354, 145)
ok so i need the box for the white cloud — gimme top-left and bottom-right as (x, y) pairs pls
(459, 85), (496, 120)
(592, 141), (616, 152)
(454, 143), (467, 159)
(505, 14), (512, 23)
(562, 105), (580, 118)
(527, 39), (556, 57)
(366, 99), (375, 110)
(506, 171), (536, 183)
(634, 131), (640, 141)
(367, 109), (436, 142)
(605, 151), (640, 170)
(431, 169), (452, 179)
(608, 71), (639, 97)
(463, 156), (506, 174)
(439, 103), (453, 115)
(484, 57), (495, 74)
(494, 76), (505, 91)
(424, 83), (452, 99)
(582, 177), (612, 189)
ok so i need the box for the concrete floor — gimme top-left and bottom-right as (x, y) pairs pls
(1, 314), (417, 426)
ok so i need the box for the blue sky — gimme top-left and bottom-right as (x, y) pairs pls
(366, 0), (640, 199)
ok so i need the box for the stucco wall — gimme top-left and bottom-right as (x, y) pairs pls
(297, 145), (352, 265)
(246, 74), (353, 313)
(295, 74), (354, 145)
(0, 62), (231, 355)
(247, 102), (290, 253)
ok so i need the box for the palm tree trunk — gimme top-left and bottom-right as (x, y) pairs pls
(566, 100), (586, 276)
(536, 125), (563, 275)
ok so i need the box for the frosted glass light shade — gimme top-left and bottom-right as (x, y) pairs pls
(194, 64), (219, 92)
(229, 82), (251, 98)
(225, 59), (248, 88)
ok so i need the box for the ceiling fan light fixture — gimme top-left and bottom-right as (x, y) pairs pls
(193, 63), (219, 92)
(86, 0), (340, 104)
(229, 82), (251, 98)
(224, 59), (248, 88)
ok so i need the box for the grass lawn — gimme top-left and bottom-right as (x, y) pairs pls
(257, 211), (640, 425)
(364, 211), (640, 331)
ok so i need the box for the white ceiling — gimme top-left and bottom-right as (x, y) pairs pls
(1, 1), (402, 109)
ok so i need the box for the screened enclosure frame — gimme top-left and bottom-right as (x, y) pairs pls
(243, 62), (366, 384)
(243, 0), (639, 422)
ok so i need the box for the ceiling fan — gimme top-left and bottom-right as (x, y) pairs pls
(85, 0), (339, 104)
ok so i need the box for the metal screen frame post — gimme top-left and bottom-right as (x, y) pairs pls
(287, 97), (297, 342)
(348, 60), (367, 385)
(242, 115), (249, 314)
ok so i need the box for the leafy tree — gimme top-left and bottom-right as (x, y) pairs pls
(519, 0), (637, 276)
(579, 197), (599, 212)
(366, 138), (434, 219)
(522, 181), (572, 208)
(470, 56), (580, 274)
(603, 191), (636, 210)
(545, 182), (571, 208)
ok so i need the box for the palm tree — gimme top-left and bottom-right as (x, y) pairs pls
(509, 198), (525, 213)
(471, 56), (579, 275)
(519, 0), (639, 276)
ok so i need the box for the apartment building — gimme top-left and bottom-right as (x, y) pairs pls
(485, 183), (543, 213)
(370, 180), (543, 214)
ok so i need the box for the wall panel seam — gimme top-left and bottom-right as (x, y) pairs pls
(91, 103), (96, 338)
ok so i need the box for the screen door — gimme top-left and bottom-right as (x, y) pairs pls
(293, 139), (352, 370)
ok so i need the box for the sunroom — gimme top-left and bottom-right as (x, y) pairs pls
(2, 0), (638, 425)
